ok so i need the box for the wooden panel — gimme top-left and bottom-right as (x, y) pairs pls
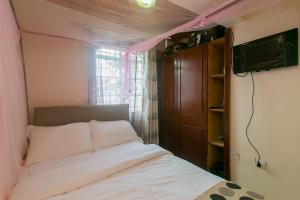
(158, 44), (210, 170)
(179, 125), (207, 168)
(176, 45), (208, 169)
(174, 57), (180, 113)
(207, 37), (226, 178)
(158, 54), (178, 155)
(209, 140), (224, 148)
(208, 145), (224, 170)
(178, 114), (205, 128)
(223, 28), (232, 180)
(158, 30), (231, 178)
(160, 56), (175, 112)
(159, 120), (174, 151)
(178, 46), (207, 115)
(159, 112), (176, 121)
(159, 120), (180, 156)
(157, 51), (164, 113)
(206, 29), (232, 180)
(208, 42), (224, 75)
(208, 112), (223, 142)
(208, 78), (224, 108)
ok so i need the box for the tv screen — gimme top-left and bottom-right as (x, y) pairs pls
(233, 28), (298, 73)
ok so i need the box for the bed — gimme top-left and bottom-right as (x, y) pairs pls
(9, 105), (266, 200)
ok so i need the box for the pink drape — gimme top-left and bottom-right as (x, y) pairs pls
(126, 0), (279, 53)
(122, 0), (279, 95)
(0, 0), (28, 199)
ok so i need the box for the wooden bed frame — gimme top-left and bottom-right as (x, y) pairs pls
(33, 104), (129, 126)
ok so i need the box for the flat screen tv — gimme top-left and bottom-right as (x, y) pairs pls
(233, 28), (298, 73)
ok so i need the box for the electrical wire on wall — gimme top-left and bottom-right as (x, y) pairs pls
(246, 72), (262, 167)
(231, 32), (262, 167)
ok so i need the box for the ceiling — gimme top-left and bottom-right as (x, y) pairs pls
(12, 0), (204, 46)
(47, 0), (196, 35)
(11, 0), (275, 46)
(168, 0), (227, 14)
(13, 0), (230, 46)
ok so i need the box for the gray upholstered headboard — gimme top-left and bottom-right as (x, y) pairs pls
(33, 104), (129, 126)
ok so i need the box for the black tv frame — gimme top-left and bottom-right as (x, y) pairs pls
(233, 28), (298, 74)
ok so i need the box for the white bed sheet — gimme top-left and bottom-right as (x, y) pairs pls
(11, 142), (222, 200)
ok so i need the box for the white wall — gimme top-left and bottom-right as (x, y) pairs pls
(231, 0), (300, 199)
(22, 32), (89, 122)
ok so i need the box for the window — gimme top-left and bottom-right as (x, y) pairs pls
(95, 47), (146, 112)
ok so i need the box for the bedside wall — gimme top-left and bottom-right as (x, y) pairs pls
(20, 1), (300, 198)
(231, 0), (300, 199)
(22, 32), (89, 123)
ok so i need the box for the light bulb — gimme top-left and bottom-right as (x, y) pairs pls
(136, 0), (156, 8)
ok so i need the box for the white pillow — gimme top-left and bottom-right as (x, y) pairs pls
(26, 122), (93, 166)
(90, 120), (139, 151)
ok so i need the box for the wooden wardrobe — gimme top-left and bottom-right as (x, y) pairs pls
(157, 29), (232, 179)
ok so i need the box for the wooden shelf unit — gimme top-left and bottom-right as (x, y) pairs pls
(209, 108), (224, 113)
(157, 29), (232, 180)
(207, 29), (231, 179)
(210, 37), (226, 46)
(209, 140), (224, 148)
(210, 74), (225, 78)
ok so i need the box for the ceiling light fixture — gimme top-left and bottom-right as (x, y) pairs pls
(136, 0), (156, 8)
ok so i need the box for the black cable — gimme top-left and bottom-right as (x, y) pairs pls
(231, 31), (262, 167)
(246, 72), (262, 167)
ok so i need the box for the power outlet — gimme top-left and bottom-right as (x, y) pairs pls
(255, 158), (267, 168)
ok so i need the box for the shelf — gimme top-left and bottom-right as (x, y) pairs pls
(210, 74), (224, 78)
(210, 37), (225, 46)
(207, 30), (230, 180)
(209, 108), (224, 113)
(209, 140), (224, 148)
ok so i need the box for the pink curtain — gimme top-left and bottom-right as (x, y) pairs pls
(126, 0), (279, 53)
(0, 0), (28, 199)
(122, 0), (279, 95)
(88, 46), (98, 105)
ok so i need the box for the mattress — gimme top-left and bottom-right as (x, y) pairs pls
(10, 142), (222, 200)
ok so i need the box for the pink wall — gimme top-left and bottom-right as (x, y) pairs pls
(21, 32), (89, 122)
(0, 0), (28, 199)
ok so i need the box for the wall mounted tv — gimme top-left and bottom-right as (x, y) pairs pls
(233, 28), (298, 73)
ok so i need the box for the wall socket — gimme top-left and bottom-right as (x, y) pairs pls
(255, 158), (267, 168)
(231, 153), (267, 168)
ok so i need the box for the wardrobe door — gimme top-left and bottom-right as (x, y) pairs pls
(159, 118), (178, 154)
(176, 45), (208, 168)
(158, 55), (177, 152)
(160, 56), (174, 112)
